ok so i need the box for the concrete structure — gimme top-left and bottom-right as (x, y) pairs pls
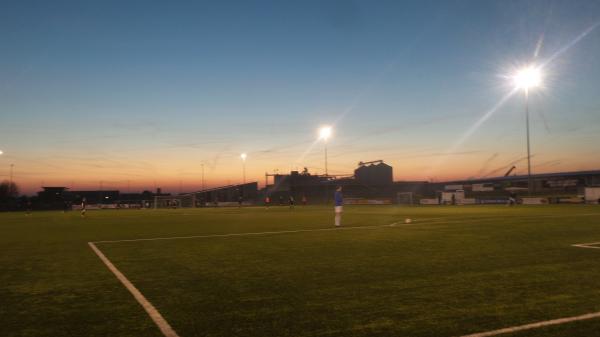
(355, 160), (393, 186)
(435, 170), (600, 197)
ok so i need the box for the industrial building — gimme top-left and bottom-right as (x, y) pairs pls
(433, 170), (600, 203)
(354, 160), (393, 186)
(263, 160), (600, 205)
(263, 160), (400, 203)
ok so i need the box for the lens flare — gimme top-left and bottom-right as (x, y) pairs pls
(319, 126), (332, 141)
(513, 66), (542, 90)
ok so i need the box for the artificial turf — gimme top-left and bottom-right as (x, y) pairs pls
(2, 205), (600, 337)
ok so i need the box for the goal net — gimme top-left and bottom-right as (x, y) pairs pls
(396, 192), (414, 205)
(154, 194), (197, 209)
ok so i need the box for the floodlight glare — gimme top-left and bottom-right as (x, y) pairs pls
(240, 153), (248, 183)
(511, 64), (542, 195)
(0, 150), (3, 155)
(513, 66), (542, 90)
(319, 126), (332, 141)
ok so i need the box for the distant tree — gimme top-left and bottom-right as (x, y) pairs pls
(0, 180), (19, 199)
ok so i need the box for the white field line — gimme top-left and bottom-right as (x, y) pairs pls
(88, 242), (181, 337)
(91, 212), (600, 245)
(461, 240), (600, 337)
(88, 213), (600, 337)
(572, 242), (600, 249)
(92, 222), (400, 244)
(88, 222), (400, 336)
(460, 311), (600, 337)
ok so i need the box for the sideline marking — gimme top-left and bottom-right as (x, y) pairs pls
(88, 242), (181, 337)
(460, 311), (600, 337)
(572, 242), (600, 249)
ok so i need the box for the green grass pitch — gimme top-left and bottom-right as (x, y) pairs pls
(2, 205), (600, 337)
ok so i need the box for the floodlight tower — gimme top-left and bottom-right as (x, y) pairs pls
(201, 163), (205, 190)
(240, 153), (247, 184)
(513, 65), (542, 195)
(319, 126), (332, 176)
(9, 163), (14, 197)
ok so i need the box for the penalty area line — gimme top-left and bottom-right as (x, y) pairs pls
(88, 242), (181, 337)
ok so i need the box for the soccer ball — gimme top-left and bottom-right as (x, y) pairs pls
(405, 218), (412, 224)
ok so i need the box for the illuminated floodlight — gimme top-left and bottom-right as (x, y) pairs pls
(511, 64), (543, 195)
(319, 126), (332, 141)
(513, 66), (542, 90)
(0, 150), (3, 155)
(240, 153), (247, 161)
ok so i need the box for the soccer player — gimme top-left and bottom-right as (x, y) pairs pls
(334, 186), (343, 227)
(25, 200), (32, 216)
(81, 197), (87, 218)
(265, 196), (271, 209)
(508, 191), (517, 206)
(289, 195), (295, 209)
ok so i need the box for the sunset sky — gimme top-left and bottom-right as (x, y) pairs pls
(1, 0), (600, 194)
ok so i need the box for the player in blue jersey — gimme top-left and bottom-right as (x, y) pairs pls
(334, 186), (343, 227)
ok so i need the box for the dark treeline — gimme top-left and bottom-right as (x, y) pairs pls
(0, 180), (27, 211)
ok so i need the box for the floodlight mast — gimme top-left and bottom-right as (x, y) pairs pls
(201, 163), (205, 190)
(9, 163), (14, 197)
(525, 89), (532, 195)
(513, 66), (541, 195)
(319, 126), (332, 176)
(240, 153), (247, 184)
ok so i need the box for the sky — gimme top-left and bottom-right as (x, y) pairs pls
(1, 0), (600, 194)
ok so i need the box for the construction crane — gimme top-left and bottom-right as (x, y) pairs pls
(504, 166), (516, 177)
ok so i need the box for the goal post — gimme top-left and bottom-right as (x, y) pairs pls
(154, 194), (197, 209)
